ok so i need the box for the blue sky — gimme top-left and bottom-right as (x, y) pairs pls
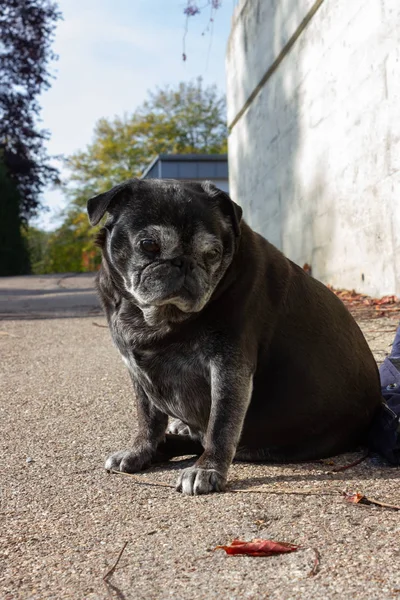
(35, 0), (237, 229)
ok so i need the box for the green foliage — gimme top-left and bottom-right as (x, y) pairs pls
(0, 160), (31, 275)
(22, 226), (50, 274)
(44, 211), (101, 273)
(40, 79), (227, 274)
(24, 212), (101, 274)
(66, 78), (227, 206)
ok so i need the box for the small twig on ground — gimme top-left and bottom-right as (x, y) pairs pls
(92, 322), (108, 328)
(325, 451), (369, 474)
(307, 547), (321, 577)
(344, 492), (400, 511)
(103, 541), (128, 582)
(229, 487), (338, 496)
(365, 498), (400, 510)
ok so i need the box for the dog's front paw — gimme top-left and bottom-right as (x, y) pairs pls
(105, 449), (152, 473)
(176, 467), (226, 495)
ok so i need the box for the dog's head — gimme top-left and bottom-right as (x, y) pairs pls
(87, 178), (242, 325)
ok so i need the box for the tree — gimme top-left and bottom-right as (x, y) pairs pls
(21, 225), (50, 274)
(0, 0), (61, 219)
(66, 78), (227, 205)
(0, 0), (61, 275)
(40, 211), (101, 273)
(45, 78), (227, 273)
(0, 162), (30, 275)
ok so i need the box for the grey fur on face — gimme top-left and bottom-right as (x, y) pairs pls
(106, 215), (232, 325)
(88, 178), (382, 495)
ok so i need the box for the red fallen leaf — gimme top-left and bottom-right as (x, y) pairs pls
(344, 492), (364, 504)
(215, 538), (299, 557)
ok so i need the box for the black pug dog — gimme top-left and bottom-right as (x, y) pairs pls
(87, 178), (381, 495)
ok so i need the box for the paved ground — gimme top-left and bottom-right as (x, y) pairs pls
(1, 275), (399, 600)
(0, 273), (100, 320)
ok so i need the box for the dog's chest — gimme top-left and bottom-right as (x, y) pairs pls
(118, 336), (212, 428)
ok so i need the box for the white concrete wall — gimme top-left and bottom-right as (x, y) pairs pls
(226, 0), (400, 297)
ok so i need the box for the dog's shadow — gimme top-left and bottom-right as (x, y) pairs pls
(151, 455), (197, 472)
(230, 457), (400, 489)
(148, 453), (400, 489)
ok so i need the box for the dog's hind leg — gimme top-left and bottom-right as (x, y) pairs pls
(167, 418), (193, 436)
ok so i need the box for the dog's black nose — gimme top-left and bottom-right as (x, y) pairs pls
(171, 256), (195, 271)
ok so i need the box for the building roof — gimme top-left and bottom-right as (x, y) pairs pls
(141, 153), (228, 180)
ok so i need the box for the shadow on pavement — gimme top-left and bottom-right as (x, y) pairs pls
(0, 273), (102, 320)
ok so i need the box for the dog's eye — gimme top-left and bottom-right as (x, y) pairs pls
(205, 248), (221, 261)
(140, 239), (160, 254)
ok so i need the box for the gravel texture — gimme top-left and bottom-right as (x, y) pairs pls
(1, 275), (399, 599)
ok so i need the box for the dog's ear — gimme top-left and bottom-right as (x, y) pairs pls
(202, 181), (243, 237)
(87, 179), (138, 226)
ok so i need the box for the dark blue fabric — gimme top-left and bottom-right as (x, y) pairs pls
(368, 324), (400, 465)
(389, 325), (400, 358)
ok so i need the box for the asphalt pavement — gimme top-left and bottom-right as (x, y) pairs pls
(1, 274), (399, 599)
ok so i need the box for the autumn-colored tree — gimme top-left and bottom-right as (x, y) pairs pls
(44, 78), (227, 273)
